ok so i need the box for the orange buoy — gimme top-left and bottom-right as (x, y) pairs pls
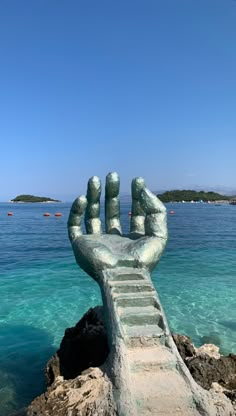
(43, 213), (51, 217)
(55, 212), (62, 217)
(8, 212), (13, 216)
(170, 210), (175, 214)
(128, 212), (132, 216)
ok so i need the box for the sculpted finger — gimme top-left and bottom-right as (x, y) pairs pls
(140, 188), (168, 239)
(130, 177), (145, 234)
(105, 172), (122, 235)
(131, 236), (166, 271)
(85, 176), (102, 235)
(68, 195), (87, 242)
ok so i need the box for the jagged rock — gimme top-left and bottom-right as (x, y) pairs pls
(211, 382), (225, 394)
(211, 384), (236, 414)
(173, 333), (236, 414)
(186, 353), (236, 391)
(46, 306), (109, 384)
(172, 333), (196, 360)
(26, 311), (236, 415)
(173, 333), (236, 391)
(27, 368), (117, 416)
(197, 344), (221, 359)
(224, 390), (236, 414)
(172, 334), (220, 361)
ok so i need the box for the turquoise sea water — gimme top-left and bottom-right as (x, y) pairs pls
(0, 201), (236, 415)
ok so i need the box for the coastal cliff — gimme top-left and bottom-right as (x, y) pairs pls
(14, 307), (236, 415)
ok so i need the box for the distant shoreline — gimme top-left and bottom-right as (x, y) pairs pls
(157, 190), (236, 204)
(165, 200), (231, 204)
(10, 194), (61, 203)
(9, 200), (61, 203)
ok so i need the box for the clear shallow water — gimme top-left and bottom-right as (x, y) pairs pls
(0, 201), (236, 414)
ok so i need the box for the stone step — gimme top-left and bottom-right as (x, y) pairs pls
(127, 345), (177, 372)
(118, 305), (160, 316)
(130, 369), (199, 415)
(110, 282), (155, 294)
(119, 308), (163, 327)
(121, 314), (161, 326)
(123, 324), (164, 338)
(109, 272), (146, 281)
(106, 267), (149, 282)
(115, 295), (161, 309)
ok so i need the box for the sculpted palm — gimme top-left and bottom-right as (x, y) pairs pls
(68, 172), (167, 280)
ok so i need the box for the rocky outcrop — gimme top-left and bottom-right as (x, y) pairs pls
(46, 306), (109, 384)
(27, 368), (116, 416)
(24, 309), (236, 415)
(24, 307), (115, 416)
(173, 333), (236, 413)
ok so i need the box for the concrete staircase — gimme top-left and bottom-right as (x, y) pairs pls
(101, 268), (204, 415)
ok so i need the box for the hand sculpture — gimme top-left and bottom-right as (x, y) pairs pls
(68, 172), (167, 281)
(67, 174), (232, 416)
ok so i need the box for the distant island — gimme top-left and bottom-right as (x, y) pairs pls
(10, 194), (61, 203)
(157, 190), (231, 203)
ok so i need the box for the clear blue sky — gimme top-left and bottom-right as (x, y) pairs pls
(1, 0), (236, 201)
